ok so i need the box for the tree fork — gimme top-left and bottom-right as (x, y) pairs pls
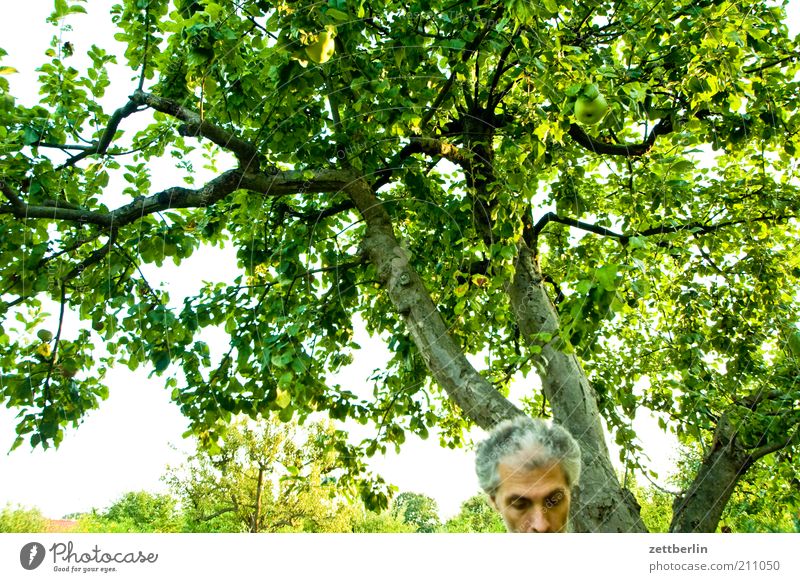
(669, 409), (797, 532)
(451, 104), (645, 531)
(669, 411), (753, 532)
(508, 241), (647, 532)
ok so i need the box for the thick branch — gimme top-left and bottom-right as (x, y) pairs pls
(199, 507), (237, 522)
(277, 200), (355, 224)
(508, 241), (647, 532)
(1, 169), (357, 229)
(410, 137), (471, 168)
(533, 212), (625, 241)
(34, 142), (97, 152)
(744, 51), (800, 74)
(670, 413), (751, 532)
(25, 231), (105, 280)
(62, 229), (118, 281)
(637, 214), (795, 237)
(372, 137), (470, 191)
(57, 100), (143, 169)
(130, 90), (260, 172)
(568, 117), (672, 157)
(343, 176), (522, 429)
(748, 433), (795, 462)
(533, 211), (796, 243)
(487, 40), (517, 112)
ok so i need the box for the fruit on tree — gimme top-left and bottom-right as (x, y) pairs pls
(305, 27), (336, 64)
(574, 84), (608, 125)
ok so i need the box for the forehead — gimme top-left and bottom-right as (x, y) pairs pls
(496, 461), (567, 501)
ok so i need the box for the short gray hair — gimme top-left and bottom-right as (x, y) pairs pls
(475, 416), (581, 497)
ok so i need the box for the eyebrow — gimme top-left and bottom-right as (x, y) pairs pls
(506, 488), (566, 504)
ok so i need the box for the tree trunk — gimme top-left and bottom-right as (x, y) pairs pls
(345, 178), (523, 429)
(670, 413), (752, 532)
(508, 242), (646, 532)
(251, 466), (265, 533)
(346, 178), (645, 532)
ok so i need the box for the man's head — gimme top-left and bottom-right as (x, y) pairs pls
(475, 416), (581, 533)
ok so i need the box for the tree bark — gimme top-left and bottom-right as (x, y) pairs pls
(508, 242), (647, 532)
(670, 413), (752, 532)
(251, 467), (265, 533)
(345, 177), (645, 532)
(344, 178), (523, 430)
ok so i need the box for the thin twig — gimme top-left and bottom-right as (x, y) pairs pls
(41, 282), (69, 404)
(138, 6), (150, 91)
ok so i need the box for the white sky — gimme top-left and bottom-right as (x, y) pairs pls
(1, 2), (797, 521)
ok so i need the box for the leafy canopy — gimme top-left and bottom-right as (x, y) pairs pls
(0, 0), (799, 518)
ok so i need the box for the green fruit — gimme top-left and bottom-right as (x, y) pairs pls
(788, 330), (800, 358)
(305, 29), (336, 64)
(574, 94), (608, 125)
(37, 329), (53, 342)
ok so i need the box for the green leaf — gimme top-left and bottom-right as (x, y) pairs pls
(54, 0), (69, 17)
(275, 389), (291, 409)
(325, 8), (349, 21)
(153, 351), (171, 373)
(22, 127), (40, 145)
(596, 265), (618, 291)
(542, 0), (558, 14)
(670, 160), (695, 174)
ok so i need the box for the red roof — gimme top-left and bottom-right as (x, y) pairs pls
(44, 519), (78, 533)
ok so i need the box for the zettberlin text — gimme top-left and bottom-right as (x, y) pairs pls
(649, 544), (708, 554)
(49, 542), (158, 565)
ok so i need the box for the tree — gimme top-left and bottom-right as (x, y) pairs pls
(627, 480), (673, 534)
(165, 417), (361, 532)
(351, 509), (416, 533)
(444, 493), (506, 533)
(390, 491), (441, 532)
(668, 444), (800, 532)
(1, 0), (798, 532)
(0, 503), (46, 532)
(76, 490), (182, 533)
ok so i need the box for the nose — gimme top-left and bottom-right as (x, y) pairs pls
(524, 508), (550, 533)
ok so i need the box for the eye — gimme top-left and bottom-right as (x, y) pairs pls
(546, 493), (563, 507)
(510, 499), (530, 510)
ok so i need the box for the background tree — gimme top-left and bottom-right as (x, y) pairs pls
(70, 490), (182, 533)
(165, 417), (362, 532)
(627, 480), (674, 534)
(444, 493), (506, 533)
(667, 445), (800, 533)
(0, 504), (47, 533)
(351, 508), (416, 533)
(390, 491), (441, 533)
(1, 0), (799, 532)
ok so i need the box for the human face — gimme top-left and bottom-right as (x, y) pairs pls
(490, 460), (571, 533)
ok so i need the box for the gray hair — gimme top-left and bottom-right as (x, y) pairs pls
(475, 416), (581, 498)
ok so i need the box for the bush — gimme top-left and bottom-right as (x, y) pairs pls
(0, 504), (47, 533)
